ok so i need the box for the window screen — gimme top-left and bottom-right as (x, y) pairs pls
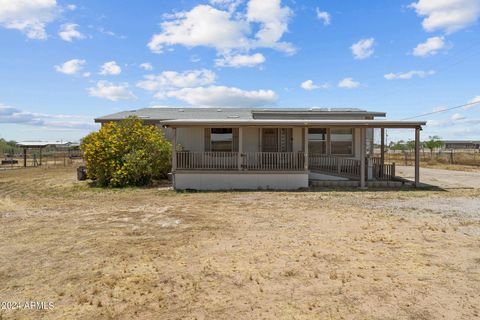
(330, 128), (353, 155)
(308, 128), (327, 154)
(210, 128), (233, 152)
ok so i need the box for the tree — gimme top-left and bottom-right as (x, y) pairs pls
(406, 140), (416, 151)
(389, 140), (406, 152)
(81, 117), (171, 187)
(423, 136), (444, 158)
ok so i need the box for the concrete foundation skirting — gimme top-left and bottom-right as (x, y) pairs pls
(174, 172), (309, 190)
(310, 180), (408, 188)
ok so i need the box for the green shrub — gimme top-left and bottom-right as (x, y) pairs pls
(81, 117), (171, 187)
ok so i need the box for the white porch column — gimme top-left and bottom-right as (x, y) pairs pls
(415, 127), (420, 187)
(171, 127), (177, 172)
(238, 127), (243, 171)
(304, 127), (309, 171)
(360, 127), (366, 189)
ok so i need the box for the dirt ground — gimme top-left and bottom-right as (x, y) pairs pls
(397, 165), (480, 189)
(0, 167), (479, 320)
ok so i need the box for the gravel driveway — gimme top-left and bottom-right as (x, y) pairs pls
(396, 165), (480, 189)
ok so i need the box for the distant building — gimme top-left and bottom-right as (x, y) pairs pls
(443, 140), (480, 150)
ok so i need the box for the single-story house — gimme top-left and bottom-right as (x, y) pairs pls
(95, 107), (426, 190)
(442, 140), (480, 150)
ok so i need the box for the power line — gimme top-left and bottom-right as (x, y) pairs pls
(401, 100), (480, 120)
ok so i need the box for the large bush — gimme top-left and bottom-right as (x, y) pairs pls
(81, 117), (171, 187)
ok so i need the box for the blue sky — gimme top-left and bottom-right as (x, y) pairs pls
(0, 0), (479, 142)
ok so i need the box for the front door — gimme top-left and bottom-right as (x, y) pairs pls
(262, 128), (278, 152)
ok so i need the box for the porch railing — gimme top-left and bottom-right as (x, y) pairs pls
(176, 151), (396, 179)
(176, 152), (238, 170)
(309, 154), (396, 180)
(176, 151), (305, 171)
(373, 163), (395, 180)
(309, 154), (361, 178)
(243, 152), (305, 171)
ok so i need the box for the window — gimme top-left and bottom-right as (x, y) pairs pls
(330, 128), (353, 155)
(308, 128), (327, 154)
(211, 128), (233, 152)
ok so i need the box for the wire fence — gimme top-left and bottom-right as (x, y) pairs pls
(375, 149), (480, 166)
(0, 149), (83, 171)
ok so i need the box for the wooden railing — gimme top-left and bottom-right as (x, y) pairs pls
(176, 151), (396, 179)
(309, 154), (361, 178)
(310, 154), (396, 180)
(176, 151), (305, 171)
(373, 163), (395, 180)
(243, 152), (305, 171)
(176, 152), (238, 170)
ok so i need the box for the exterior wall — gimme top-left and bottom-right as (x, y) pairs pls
(243, 127), (260, 152)
(292, 127), (303, 152)
(171, 127), (305, 153)
(162, 126), (369, 158)
(174, 172), (308, 190)
(176, 127), (205, 152)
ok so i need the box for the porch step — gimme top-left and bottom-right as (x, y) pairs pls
(309, 180), (408, 188)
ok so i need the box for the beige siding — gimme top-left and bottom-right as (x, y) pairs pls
(243, 127), (259, 152)
(165, 126), (370, 159)
(176, 127), (205, 152)
(292, 127), (303, 152)
(174, 172), (308, 190)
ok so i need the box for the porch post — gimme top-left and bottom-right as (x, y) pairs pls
(360, 128), (366, 189)
(415, 127), (420, 187)
(380, 128), (385, 165)
(171, 127), (177, 172)
(304, 127), (309, 171)
(238, 127), (243, 171)
(23, 148), (27, 167)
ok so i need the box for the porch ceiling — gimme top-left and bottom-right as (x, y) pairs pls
(161, 119), (426, 129)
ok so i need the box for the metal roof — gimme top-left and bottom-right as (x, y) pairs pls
(94, 107), (386, 123)
(161, 119), (426, 128)
(16, 141), (74, 148)
(443, 140), (480, 144)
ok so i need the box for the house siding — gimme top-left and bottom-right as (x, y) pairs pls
(174, 172), (309, 190)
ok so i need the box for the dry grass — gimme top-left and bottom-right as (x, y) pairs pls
(0, 167), (479, 319)
(383, 152), (480, 171)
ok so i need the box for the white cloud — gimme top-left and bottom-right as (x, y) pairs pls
(465, 96), (480, 110)
(0, 0), (61, 39)
(99, 61), (122, 75)
(54, 59), (85, 75)
(88, 81), (136, 101)
(0, 103), (97, 130)
(163, 85), (277, 107)
(137, 69), (216, 93)
(148, 0), (294, 55)
(316, 7), (331, 25)
(427, 116), (480, 129)
(410, 0), (480, 34)
(139, 62), (153, 71)
(66, 4), (76, 11)
(412, 36), (446, 56)
(300, 80), (330, 91)
(209, 0), (242, 12)
(384, 70), (435, 80)
(350, 38), (375, 60)
(246, 0), (294, 53)
(58, 23), (84, 42)
(215, 53), (265, 67)
(451, 113), (466, 121)
(338, 77), (360, 89)
(148, 5), (249, 53)
(432, 106), (447, 112)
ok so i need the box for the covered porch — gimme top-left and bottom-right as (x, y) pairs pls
(164, 119), (426, 190)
